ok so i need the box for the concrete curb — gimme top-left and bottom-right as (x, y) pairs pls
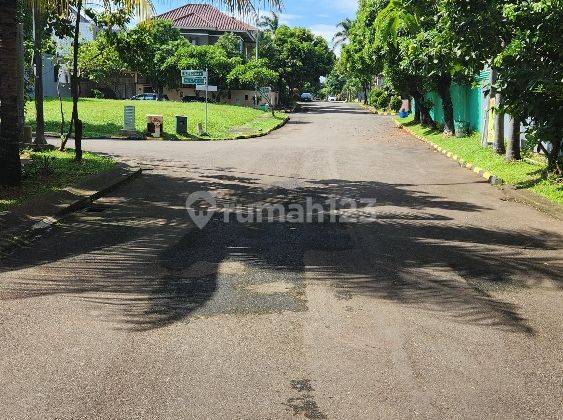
(0, 167), (142, 257)
(45, 115), (291, 142)
(500, 187), (563, 221)
(222, 115), (290, 141)
(393, 119), (504, 185)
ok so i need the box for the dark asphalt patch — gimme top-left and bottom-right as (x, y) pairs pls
(285, 379), (327, 419)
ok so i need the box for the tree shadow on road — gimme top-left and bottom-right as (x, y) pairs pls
(0, 169), (561, 334)
(299, 103), (373, 115)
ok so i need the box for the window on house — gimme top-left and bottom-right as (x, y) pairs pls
(245, 94), (249, 101)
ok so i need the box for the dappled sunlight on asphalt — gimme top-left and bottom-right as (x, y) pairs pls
(1, 167), (560, 335)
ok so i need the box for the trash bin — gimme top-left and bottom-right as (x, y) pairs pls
(176, 115), (188, 135)
(454, 120), (470, 138)
(147, 115), (163, 137)
(398, 110), (409, 118)
(259, 104), (269, 111)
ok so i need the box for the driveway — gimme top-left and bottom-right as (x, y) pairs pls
(1, 102), (562, 419)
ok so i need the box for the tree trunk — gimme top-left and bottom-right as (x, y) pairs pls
(505, 117), (521, 161)
(413, 91), (435, 128)
(411, 93), (421, 123)
(0, 0), (23, 186)
(436, 75), (455, 136)
(493, 92), (505, 154)
(71, 0), (82, 161)
(33, 4), (47, 147)
(363, 84), (368, 105)
(57, 76), (66, 137)
(547, 126), (562, 176)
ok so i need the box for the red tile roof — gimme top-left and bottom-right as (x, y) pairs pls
(157, 4), (256, 32)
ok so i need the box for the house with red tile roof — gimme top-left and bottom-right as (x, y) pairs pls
(129, 4), (278, 107)
(135, 4), (278, 107)
(157, 4), (258, 58)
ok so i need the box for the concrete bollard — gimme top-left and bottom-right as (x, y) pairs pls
(23, 126), (33, 144)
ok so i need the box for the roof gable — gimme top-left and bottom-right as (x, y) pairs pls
(157, 4), (256, 32)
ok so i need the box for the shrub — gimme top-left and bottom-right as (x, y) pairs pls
(91, 89), (105, 99)
(368, 88), (386, 107)
(389, 95), (402, 112)
(376, 93), (390, 110)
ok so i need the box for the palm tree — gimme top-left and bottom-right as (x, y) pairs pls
(332, 18), (352, 50)
(258, 11), (279, 31)
(0, 0), (23, 186)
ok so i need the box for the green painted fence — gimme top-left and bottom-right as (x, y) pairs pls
(415, 70), (491, 134)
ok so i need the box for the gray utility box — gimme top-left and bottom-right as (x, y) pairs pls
(176, 116), (188, 135)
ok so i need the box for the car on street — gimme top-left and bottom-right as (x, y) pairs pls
(327, 96), (337, 102)
(130, 93), (168, 101)
(300, 93), (314, 102)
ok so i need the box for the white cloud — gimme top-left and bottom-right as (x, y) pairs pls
(278, 13), (301, 25)
(325, 0), (359, 14)
(310, 24), (337, 40)
(309, 23), (339, 52)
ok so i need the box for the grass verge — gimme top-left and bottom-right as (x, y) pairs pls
(26, 98), (287, 140)
(0, 149), (116, 212)
(396, 115), (562, 204)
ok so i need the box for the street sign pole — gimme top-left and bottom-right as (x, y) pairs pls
(205, 68), (208, 134)
(181, 69), (209, 133)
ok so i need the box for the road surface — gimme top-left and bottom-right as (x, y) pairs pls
(1, 103), (562, 419)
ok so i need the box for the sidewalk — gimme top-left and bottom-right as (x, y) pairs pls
(0, 164), (141, 256)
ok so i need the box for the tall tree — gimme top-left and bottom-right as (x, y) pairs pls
(69, 0), (83, 160)
(373, 0), (436, 127)
(228, 58), (279, 115)
(117, 19), (183, 96)
(32, 1), (47, 146)
(0, 0), (22, 186)
(260, 25), (334, 104)
(505, 118), (521, 161)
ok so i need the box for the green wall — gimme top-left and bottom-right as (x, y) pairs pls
(416, 71), (491, 134)
(423, 82), (484, 133)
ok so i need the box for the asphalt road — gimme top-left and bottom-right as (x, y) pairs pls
(1, 102), (562, 419)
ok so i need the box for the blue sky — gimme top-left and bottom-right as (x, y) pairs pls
(153, 0), (358, 49)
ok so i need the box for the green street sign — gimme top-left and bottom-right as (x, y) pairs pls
(181, 70), (207, 78)
(182, 76), (207, 85)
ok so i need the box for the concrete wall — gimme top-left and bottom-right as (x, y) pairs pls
(37, 16), (96, 99)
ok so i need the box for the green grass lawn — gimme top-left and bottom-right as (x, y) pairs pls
(0, 149), (116, 212)
(396, 116), (562, 204)
(25, 98), (287, 140)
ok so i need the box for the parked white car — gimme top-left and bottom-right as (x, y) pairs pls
(327, 96), (337, 102)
